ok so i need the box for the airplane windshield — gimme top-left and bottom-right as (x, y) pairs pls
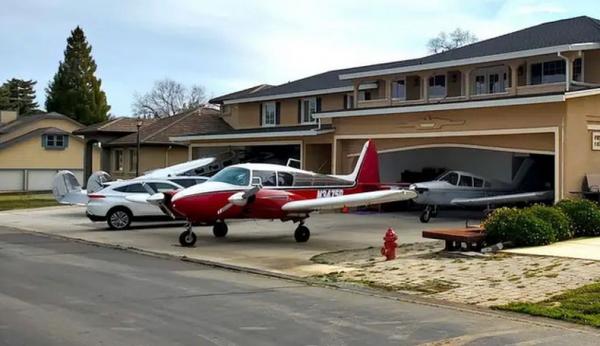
(438, 172), (459, 185)
(208, 167), (250, 186)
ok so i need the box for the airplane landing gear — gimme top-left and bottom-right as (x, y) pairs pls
(420, 205), (438, 223)
(294, 223), (310, 243)
(179, 223), (197, 247)
(213, 220), (228, 238)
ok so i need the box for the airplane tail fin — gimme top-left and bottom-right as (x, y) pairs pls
(346, 140), (381, 187)
(510, 158), (534, 189)
(86, 171), (111, 193)
(52, 170), (87, 205)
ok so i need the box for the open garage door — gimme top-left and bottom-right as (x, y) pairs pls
(378, 147), (554, 192)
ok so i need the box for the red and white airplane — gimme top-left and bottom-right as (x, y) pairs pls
(148, 140), (417, 247)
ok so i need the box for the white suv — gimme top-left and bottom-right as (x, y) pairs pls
(86, 177), (206, 230)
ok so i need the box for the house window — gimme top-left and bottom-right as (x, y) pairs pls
(391, 80), (406, 100)
(593, 132), (600, 151)
(114, 150), (124, 172)
(43, 134), (68, 149)
(472, 66), (507, 95)
(300, 97), (317, 124)
(344, 94), (354, 109)
(262, 102), (276, 127)
(358, 90), (371, 101)
(530, 60), (565, 85)
(573, 58), (583, 82)
(428, 75), (446, 98)
(128, 149), (137, 172)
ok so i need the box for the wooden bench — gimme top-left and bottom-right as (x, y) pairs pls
(422, 227), (486, 251)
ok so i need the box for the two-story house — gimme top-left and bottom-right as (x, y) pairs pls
(173, 16), (600, 201)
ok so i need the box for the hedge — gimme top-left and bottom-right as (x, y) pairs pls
(555, 199), (600, 237)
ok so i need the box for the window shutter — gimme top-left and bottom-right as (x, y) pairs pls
(316, 97), (322, 112)
(259, 103), (263, 126)
(64, 135), (69, 148)
(41, 135), (47, 148)
(275, 102), (281, 125)
(297, 99), (302, 123)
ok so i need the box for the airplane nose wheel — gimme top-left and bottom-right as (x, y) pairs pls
(213, 221), (228, 238)
(179, 223), (197, 247)
(420, 206), (432, 223)
(294, 224), (310, 243)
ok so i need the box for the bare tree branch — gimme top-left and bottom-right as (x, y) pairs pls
(132, 78), (207, 118)
(427, 28), (478, 54)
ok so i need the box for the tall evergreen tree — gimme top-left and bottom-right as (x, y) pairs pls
(0, 84), (9, 111)
(45, 26), (110, 125)
(1, 79), (39, 114)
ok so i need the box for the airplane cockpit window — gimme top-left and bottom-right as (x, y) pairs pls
(473, 177), (484, 188)
(439, 172), (459, 185)
(459, 175), (473, 187)
(208, 167), (250, 186)
(277, 172), (294, 186)
(253, 170), (277, 186)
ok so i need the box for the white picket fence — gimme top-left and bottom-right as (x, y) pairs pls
(0, 169), (84, 192)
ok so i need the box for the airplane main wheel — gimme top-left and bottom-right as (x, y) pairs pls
(213, 222), (228, 238)
(179, 230), (197, 247)
(420, 210), (431, 223)
(294, 225), (310, 243)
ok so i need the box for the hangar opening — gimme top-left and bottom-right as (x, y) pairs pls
(377, 146), (554, 192)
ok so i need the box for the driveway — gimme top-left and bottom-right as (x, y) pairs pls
(1, 206), (467, 276)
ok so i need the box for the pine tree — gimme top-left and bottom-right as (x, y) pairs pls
(0, 84), (9, 110)
(45, 26), (110, 125)
(1, 79), (39, 114)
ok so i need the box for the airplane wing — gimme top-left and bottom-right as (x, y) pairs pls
(281, 189), (417, 212)
(450, 190), (554, 206)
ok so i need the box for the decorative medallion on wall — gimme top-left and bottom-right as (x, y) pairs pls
(396, 116), (465, 130)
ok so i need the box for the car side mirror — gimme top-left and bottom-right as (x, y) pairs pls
(251, 177), (263, 187)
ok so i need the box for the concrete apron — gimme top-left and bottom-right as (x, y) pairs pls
(0, 206), (465, 277)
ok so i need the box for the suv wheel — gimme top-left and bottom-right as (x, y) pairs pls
(107, 208), (132, 230)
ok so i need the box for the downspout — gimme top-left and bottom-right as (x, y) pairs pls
(557, 51), (571, 91)
(165, 145), (172, 166)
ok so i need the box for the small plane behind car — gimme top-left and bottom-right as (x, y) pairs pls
(148, 140), (417, 247)
(409, 159), (554, 223)
(51, 151), (238, 206)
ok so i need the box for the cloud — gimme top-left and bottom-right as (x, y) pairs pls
(515, 4), (566, 15)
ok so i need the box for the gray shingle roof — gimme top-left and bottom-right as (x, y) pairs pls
(212, 16), (600, 102)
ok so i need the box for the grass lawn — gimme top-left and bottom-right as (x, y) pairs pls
(496, 282), (600, 327)
(0, 193), (60, 211)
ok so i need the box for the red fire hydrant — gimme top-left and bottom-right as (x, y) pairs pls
(381, 228), (398, 261)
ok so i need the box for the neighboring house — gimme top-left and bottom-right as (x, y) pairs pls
(173, 16), (600, 201)
(0, 111), (100, 191)
(74, 107), (231, 179)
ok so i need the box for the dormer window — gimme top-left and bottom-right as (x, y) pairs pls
(43, 134), (68, 150)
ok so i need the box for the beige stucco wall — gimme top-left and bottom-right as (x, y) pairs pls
(0, 135), (92, 169)
(584, 50), (600, 84)
(563, 94), (600, 195)
(226, 93), (345, 129)
(108, 146), (188, 178)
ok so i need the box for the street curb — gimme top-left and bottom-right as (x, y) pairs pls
(5, 225), (600, 336)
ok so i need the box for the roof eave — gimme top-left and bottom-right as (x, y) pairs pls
(339, 42), (600, 80)
(170, 128), (335, 142)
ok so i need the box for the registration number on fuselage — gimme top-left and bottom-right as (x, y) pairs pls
(317, 189), (344, 198)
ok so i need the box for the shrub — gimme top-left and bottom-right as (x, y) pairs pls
(555, 199), (600, 237)
(528, 204), (572, 241)
(484, 207), (556, 247)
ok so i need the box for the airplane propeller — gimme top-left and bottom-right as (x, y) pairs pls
(217, 185), (261, 215)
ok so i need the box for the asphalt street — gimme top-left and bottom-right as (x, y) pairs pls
(0, 227), (597, 346)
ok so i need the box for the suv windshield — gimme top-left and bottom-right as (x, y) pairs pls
(208, 167), (250, 186)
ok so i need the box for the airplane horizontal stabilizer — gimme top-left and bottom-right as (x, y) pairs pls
(281, 189), (416, 212)
(450, 190), (554, 206)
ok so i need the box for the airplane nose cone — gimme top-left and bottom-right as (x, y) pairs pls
(409, 184), (429, 194)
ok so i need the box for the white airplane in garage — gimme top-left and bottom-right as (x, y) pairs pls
(409, 159), (554, 223)
(52, 152), (238, 205)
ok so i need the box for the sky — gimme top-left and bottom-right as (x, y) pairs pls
(1, 0), (599, 116)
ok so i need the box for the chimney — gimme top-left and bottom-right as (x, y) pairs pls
(0, 110), (18, 124)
